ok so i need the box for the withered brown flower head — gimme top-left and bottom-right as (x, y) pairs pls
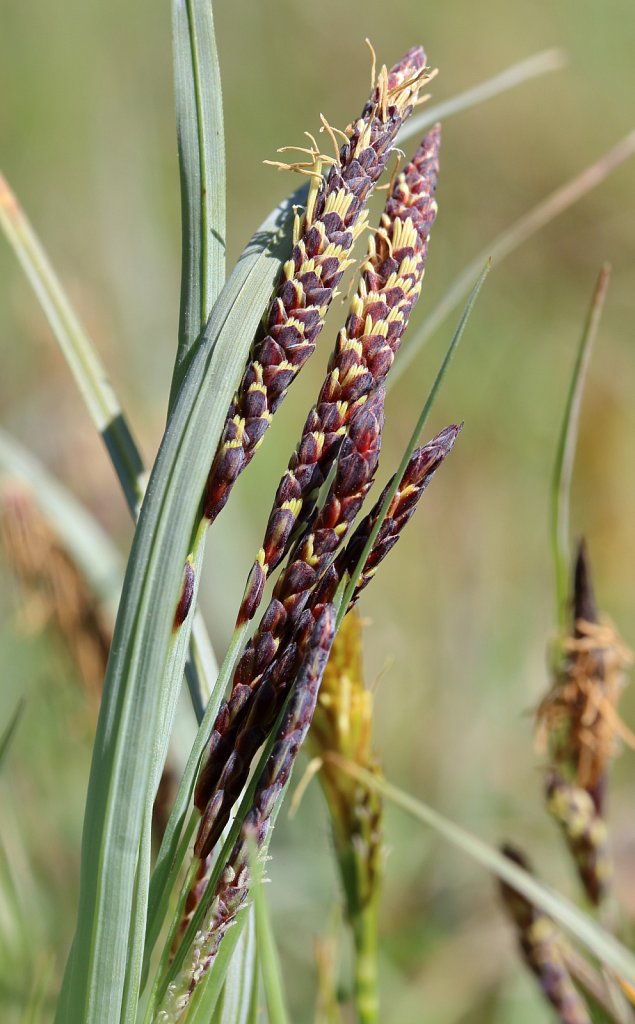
(536, 541), (633, 815)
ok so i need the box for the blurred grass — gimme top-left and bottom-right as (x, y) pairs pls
(1, 1), (634, 1021)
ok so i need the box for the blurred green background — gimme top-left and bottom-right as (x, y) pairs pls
(1, 1), (635, 1020)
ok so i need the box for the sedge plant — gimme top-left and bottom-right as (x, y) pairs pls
(1, 5), (635, 1024)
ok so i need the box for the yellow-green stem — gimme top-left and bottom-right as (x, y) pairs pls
(351, 897), (380, 1024)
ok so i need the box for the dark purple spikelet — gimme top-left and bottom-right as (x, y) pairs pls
(165, 609), (335, 1015)
(203, 48), (427, 525)
(237, 125), (442, 626)
(194, 391), (385, 852)
(499, 844), (592, 1024)
(339, 423), (461, 606)
(173, 559), (195, 629)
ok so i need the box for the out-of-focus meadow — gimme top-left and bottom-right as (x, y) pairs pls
(1, 1), (634, 1020)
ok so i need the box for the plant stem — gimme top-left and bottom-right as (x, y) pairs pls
(351, 898), (380, 1024)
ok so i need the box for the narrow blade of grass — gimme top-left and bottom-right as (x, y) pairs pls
(389, 130), (635, 390)
(0, 182), (218, 721)
(55, 195), (296, 1024)
(551, 264), (611, 628)
(252, 844), (290, 1024)
(170, 0), (226, 408)
(0, 173), (145, 515)
(329, 757), (635, 988)
(339, 263), (489, 624)
(143, 186), (305, 969)
(401, 48), (565, 144)
(0, 699), (25, 770)
(214, 907), (259, 1024)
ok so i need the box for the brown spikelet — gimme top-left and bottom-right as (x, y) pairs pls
(536, 541), (633, 903)
(203, 47), (428, 525)
(162, 608), (335, 1019)
(237, 125), (442, 625)
(499, 844), (592, 1024)
(194, 392), (385, 857)
(536, 541), (633, 812)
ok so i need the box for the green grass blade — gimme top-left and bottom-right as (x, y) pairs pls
(0, 183), (218, 722)
(329, 758), (635, 988)
(170, 0), (226, 407)
(401, 48), (565, 144)
(143, 188), (304, 966)
(251, 845), (290, 1024)
(213, 907), (259, 1024)
(0, 174), (145, 515)
(389, 130), (635, 390)
(185, 906), (253, 1023)
(339, 263), (489, 623)
(55, 197), (295, 1024)
(0, 699), (25, 771)
(551, 264), (610, 628)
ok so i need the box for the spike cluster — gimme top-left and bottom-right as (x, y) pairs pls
(203, 47), (427, 524)
(339, 423), (461, 606)
(546, 772), (611, 905)
(194, 391), (385, 857)
(237, 125), (442, 624)
(499, 845), (591, 1024)
(160, 609), (335, 1023)
(536, 541), (632, 902)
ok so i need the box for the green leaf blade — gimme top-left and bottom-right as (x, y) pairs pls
(56, 202), (295, 1024)
(171, 0), (226, 407)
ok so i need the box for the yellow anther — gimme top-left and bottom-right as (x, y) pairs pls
(323, 189), (354, 220)
(281, 498), (303, 517)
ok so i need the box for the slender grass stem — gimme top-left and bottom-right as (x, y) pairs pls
(388, 131), (635, 391)
(550, 265), (610, 630)
(351, 898), (379, 1024)
(0, 173), (145, 514)
(327, 755), (635, 987)
(401, 48), (565, 144)
(252, 843), (290, 1024)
